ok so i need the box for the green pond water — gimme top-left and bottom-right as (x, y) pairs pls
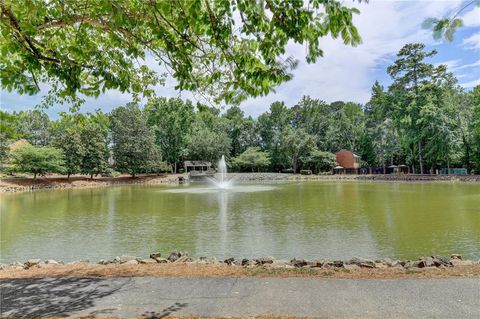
(1, 181), (479, 263)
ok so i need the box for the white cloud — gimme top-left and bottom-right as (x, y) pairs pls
(435, 59), (460, 69)
(461, 5), (480, 27)
(240, 0), (460, 116)
(462, 32), (480, 49)
(432, 57), (479, 90)
(461, 78), (480, 87)
(436, 58), (480, 72)
(438, 58), (480, 87)
(455, 58), (480, 70)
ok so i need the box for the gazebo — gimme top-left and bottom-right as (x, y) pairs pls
(184, 161), (214, 178)
(398, 164), (409, 174)
(334, 165), (346, 175)
(388, 165), (398, 174)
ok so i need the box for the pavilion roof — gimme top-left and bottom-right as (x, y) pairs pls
(184, 161), (212, 167)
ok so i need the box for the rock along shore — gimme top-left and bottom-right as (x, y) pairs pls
(2, 252), (478, 272)
(233, 172), (480, 183)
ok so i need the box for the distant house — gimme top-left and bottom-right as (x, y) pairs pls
(335, 149), (361, 169)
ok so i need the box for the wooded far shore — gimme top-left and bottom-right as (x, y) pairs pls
(2, 172), (480, 193)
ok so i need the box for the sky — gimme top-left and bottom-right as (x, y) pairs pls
(1, 0), (479, 118)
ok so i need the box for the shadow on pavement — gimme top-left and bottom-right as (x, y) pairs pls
(142, 303), (189, 318)
(0, 277), (130, 317)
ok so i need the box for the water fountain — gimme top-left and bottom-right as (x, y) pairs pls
(163, 155), (274, 194)
(218, 155), (227, 184)
(208, 155), (233, 189)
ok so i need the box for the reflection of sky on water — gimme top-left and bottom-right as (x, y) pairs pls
(1, 182), (479, 263)
(161, 185), (276, 194)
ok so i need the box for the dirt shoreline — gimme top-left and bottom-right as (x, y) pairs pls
(0, 173), (181, 193)
(2, 172), (480, 193)
(1, 317), (296, 319)
(2, 262), (480, 280)
(5, 317), (300, 319)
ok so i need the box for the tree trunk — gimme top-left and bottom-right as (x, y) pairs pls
(418, 140), (424, 174)
(67, 173), (71, 180)
(465, 144), (471, 173)
(90, 174), (93, 179)
(381, 146), (386, 174)
(174, 162), (177, 174)
(34, 173), (37, 179)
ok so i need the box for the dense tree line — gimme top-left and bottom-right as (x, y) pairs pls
(1, 43), (480, 177)
(362, 43), (480, 174)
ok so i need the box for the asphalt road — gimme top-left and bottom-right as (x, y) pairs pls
(1, 277), (479, 318)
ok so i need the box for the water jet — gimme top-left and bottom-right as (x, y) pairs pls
(208, 155), (233, 189)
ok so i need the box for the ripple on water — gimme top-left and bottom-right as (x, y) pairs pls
(160, 185), (277, 194)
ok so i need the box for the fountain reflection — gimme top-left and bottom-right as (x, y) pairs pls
(218, 188), (228, 252)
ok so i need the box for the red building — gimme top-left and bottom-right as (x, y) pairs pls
(335, 149), (361, 174)
(336, 149), (360, 168)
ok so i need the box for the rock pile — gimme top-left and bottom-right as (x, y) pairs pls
(1, 253), (477, 271)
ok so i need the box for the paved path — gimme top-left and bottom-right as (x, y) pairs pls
(1, 277), (479, 318)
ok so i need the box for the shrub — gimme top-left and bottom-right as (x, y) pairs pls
(300, 169), (312, 175)
(231, 147), (270, 172)
(301, 150), (336, 173)
(9, 144), (65, 179)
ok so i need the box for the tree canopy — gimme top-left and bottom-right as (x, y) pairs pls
(9, 143), (65, 178)
(231, 147), (270, 172)
(0, 0), (362, 106)
(145, 97), (195, 172)
(386, 43), (456, 174)
(50, 115), (85, 179)
(79, 113), (110, 178)
(0, 110), (18, 163)
(110, 103), (160, 177)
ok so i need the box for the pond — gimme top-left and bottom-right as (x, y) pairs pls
(1, 181), (479, 263)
